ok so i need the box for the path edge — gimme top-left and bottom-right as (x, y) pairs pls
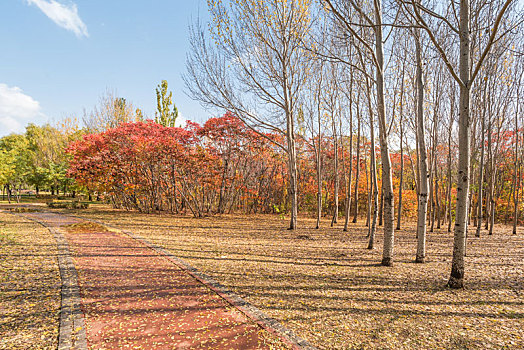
(75, 214), (317, 350)
(1, 210), (88, 350)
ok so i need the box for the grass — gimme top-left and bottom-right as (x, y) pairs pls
(55, 204), (524, 350)
(0, 211), (60, 350)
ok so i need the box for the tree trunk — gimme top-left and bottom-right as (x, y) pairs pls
(436, 169), (441, 229)
(447, 0), (471, 289)
(365, 147), (371, 229)
(513, 164), (520, 235)
(218, 156), (229, 214)
(374, 1), (395, 266)
(476, 104), (486, 237)
(287, 117), (298, 230)
(344, 106), (354, 232)
(429, 156), (435, 232)
(447, 123), (453, 232)
(489, 184), (495, 235)
(428, 150), (434, 229)
(7, 184), (12, 203)
(316, 136), (322, 229)
(378, 190), (384, 226)
(415, 27), (429, 263)
(486, 114), (494, 230)
(513, 108), (520, 235)
(353, 114), (361, 223)
(397, 103), (404, 230)
(331, 113), (339, 226)
(368, 115), (379, 250)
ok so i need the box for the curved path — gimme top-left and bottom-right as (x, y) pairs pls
(17, 210), (310, 350)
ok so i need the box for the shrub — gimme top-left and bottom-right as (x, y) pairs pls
(47, 201), (89, 209)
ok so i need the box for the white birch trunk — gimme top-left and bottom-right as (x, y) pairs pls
(415, 27), (429, 263)
(374, 0), (395, 266)
(448, 0), (471, 288)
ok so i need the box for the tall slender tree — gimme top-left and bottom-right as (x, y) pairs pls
(155, 80), (178, 127)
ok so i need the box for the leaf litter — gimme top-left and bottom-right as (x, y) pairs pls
(0, 211), (60, 350)
(64, 204), (524, 350)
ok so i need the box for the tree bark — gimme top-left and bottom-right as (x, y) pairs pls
(286, 112), (298, 230)
(476, 102), (486, 237)
(368, 111), (379, 250)
(315, 139), (322, 229)
(331, 112), (340, 226)
(374, 0), (395, 266)
(447, 118), (453, 232)
(513, 106), (520, 235)
(365, 146), (371, 229)
(378, 190), (384, 226)
(396, 85), (405, 230)
(344, 102), (354, 232)
(429, 106), (438, 233)
(415, 27), (429, 264)
(436, 169), (441, 229)
(353, 113), (361, 223)
(447, 0), (471, 289)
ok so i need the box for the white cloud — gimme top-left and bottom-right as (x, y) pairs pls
(27, 0), (89, 38)
(0, 84), (42, 135)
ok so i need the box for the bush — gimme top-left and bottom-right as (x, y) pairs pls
(47, 201), (89, 209)
(7, 207), (40, 213)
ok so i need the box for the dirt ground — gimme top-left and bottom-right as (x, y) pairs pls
(0, 211), (60, 350)
(45, 204), (522, 350)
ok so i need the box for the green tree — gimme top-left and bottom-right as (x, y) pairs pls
(0, 134), (32, 202)
(0, 149), (16, 200)
(155, 80), (178, 127)
(25, 124), (70, 195)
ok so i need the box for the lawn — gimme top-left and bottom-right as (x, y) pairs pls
(57, 204), (524, 350)
(0, 210), (60, 350)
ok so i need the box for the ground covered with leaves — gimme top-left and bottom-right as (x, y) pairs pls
(0, 211), (60, 350)
(62, 205), (523, 350)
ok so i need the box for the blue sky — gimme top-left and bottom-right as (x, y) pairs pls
(0, 0), (211, 136)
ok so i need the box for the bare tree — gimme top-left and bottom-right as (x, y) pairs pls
(303, 58), (326, 229)
(352, 103), (362, 224)
(324, 0), (396, 266)
(343, 71), (355, 231)
(403, 0), (518, 287)
(414, 23), (429, 263)
(83, 90), (139, 132)
(514, 67), (523, 234)
(185, 0), (313, 229)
